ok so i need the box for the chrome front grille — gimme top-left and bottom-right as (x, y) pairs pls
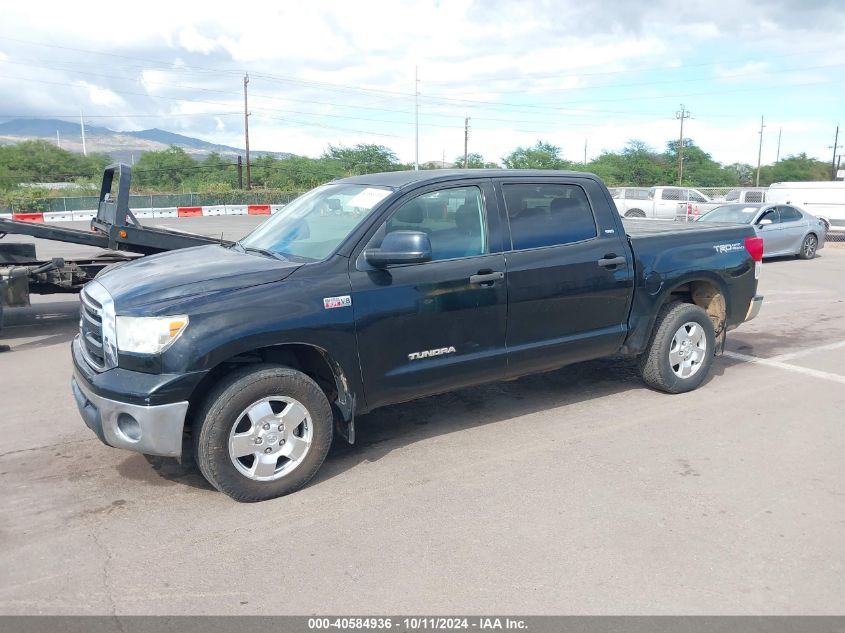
(80, 287), (106, 370)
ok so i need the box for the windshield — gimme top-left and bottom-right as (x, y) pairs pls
(698, 204), (760, 224)
(239, 183), (393, 261)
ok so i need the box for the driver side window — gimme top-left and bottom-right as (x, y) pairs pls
(760, 207), (781, 224)
(368, 186), (488, 261)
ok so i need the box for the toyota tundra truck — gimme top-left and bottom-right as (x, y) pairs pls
(71, 169), (764, 501)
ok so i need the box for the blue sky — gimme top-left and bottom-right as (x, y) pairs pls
(0, 0), (842, 167)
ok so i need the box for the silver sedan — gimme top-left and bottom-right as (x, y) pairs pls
(697, 203), (826, 259)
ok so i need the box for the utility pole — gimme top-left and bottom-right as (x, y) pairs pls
(243, 73), (251, 190)
(776, 127), (782, 163)
(414, 66), (420, 171)
(675, 104), (690, 185)
(56, 130), (61, 149)
(463, 117), (470, 168)
(442, 149), (446, 168)
(584, 138), (588, 165)
(80, 111), (87, 156)
(237, 155), (243, 189)
(829, 124), (842, 180)
(756, 115), (765, 187)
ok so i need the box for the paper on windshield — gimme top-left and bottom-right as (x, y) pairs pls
(348, 188), (391, 209)
(742, 207), (757, 213)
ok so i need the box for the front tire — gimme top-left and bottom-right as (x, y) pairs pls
(639, 302), (716, 394)
(193, 365), (333, 502)
(798, 234), (818, 260)
(625, 209), (646, 218)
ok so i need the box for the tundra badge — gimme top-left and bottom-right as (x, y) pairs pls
(408, 346), (457, 361)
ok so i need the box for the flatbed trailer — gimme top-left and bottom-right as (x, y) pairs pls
(0, 163), (234, 329)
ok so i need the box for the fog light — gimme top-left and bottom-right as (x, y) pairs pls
(116, 413), (141, 442)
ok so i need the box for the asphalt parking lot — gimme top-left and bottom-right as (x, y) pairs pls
(1, 218), (844, 615)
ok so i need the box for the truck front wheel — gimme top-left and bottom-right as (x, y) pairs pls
(639, 302), (715, 394)
(193, 365), (333, 502)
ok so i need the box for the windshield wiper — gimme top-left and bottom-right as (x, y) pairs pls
(242, 245), (287, 261)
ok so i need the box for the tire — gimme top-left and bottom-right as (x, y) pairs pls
(625, 209), (646, 218)
(193, 365), (333, 502)
(798, 234), (818, 260)
(639, 302), (716, 394)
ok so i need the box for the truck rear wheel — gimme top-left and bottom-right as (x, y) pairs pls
(193, 365), (333, 502)
(639, 302), (715, 394)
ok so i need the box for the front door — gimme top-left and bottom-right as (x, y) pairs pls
(350, 181), (508, 410)
(497, 177), (634, 377)
(756, 206), (787, 255)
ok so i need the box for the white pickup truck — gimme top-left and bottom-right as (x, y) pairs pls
(615, 186), (718, 220)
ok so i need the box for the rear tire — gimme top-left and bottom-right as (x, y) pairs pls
(625, 209), (646, 218)
(639, 302), (715, 394)
(798, 234), (818, 260)
(193, 365), (333, 502)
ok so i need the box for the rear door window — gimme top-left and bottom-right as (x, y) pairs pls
(778, 206), (802, 222)
(502, 183), (597, 250)
(661, 189), (681, 201)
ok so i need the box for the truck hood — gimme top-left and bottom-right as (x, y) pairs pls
(96, 244), (301, 310)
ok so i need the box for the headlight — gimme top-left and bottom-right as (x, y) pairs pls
(116, 315), (189, 354)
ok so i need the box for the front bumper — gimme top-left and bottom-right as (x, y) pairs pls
(745, 295), (764, 322)
(72, 374), (189, 458)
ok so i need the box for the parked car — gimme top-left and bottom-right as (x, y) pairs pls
(696, 203), (826, 259)
(766, 181), (845, 232)
(720, 188), (767, 204)
(620, 186), (719, 219)
(72, 169), (763, 501)
(609, 187), (651, 216)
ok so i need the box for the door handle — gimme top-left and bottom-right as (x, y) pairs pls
(469, 271), (504, 285)
(597, 255), (626, 268)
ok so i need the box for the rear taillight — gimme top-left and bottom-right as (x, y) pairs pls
(744, 236), (764, 262)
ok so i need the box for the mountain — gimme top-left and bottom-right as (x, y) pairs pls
(0, 118), (292, 163)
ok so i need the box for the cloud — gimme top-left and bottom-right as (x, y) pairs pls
(714, 61), (772, 83)
(0, 0), (841, 165)
(72, 81), (126, 108)
(177, 26), (219, 55)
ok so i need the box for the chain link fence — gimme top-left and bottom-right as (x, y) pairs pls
(2, 190), (306, 214)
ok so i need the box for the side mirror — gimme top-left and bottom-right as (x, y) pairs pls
(757, 218), (773, 226)
(364, 230), (432, 268)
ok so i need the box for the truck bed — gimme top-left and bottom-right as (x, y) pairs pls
(621, 218), (740, 237)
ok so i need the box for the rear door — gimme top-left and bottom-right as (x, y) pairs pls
(497, 177), (634, 378)
(776, 205), (809, 253)
(349, 180), (508, 410)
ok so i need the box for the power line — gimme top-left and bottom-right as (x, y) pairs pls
(3, 33), (837, 97)
(1, 43), (839, 120)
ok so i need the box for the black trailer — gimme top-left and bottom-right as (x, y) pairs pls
(0, 163), (233, 331)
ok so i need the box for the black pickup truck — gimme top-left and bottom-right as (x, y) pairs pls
(71, 170), (763, 501)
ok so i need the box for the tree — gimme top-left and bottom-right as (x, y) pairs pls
(502, 141), (571, 170)
(587, 140), (671, 186)
(724, 163), (755, 186)
(452, 152), (498, 169)
(758, 153), (830, 185)
(322, 144), (400, 175)
(0, 140), (109, 187)
(133, 146), (197, 189)
(664, 139), (737, 186)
